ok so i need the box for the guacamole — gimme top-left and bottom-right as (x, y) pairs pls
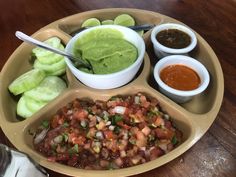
(73, 28), (138, 74)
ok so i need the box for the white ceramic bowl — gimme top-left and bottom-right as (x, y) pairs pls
(65, 25), (145, 89)
(151, 23), (197, 58)
(153, 55), (210, 103)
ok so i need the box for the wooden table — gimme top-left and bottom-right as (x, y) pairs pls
(0, 0), (235, 176)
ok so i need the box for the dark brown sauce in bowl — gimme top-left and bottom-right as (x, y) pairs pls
(156, 29), (191, 49)
(160, 64), (200, 91)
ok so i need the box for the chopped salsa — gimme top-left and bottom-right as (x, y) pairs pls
(33, 93), (182, 170)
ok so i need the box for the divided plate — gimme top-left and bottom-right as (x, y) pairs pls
(0, 8), (224, 177)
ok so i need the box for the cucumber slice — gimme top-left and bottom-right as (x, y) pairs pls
(32, 37), (61, 57)
(33, 57), (66, 75)
(114, 14), (135, 26)
(24, 76), (67, 102)
(37, 44), (65, 65)
(17, 96), (34, 118)
(81, 18), (101, 27)
(47, 67), (66, 76)
(24, 96), (47, 113)
(8, 69), (46, 95)
(101, 19), (114, 25)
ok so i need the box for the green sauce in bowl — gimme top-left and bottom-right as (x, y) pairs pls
(73, 28), (138, 74)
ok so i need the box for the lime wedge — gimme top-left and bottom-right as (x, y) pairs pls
(101, 19), (114, 25)
(81, 18), (101, 27)
(114, 14), (135, 26)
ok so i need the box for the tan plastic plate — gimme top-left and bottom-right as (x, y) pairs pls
(0, 8), (224, 177)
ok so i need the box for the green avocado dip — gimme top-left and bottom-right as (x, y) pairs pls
(73, 28), (138, 74)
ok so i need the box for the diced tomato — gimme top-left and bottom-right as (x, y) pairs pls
(89, 116), (97, 127)
(150, 98), (159, 107)
(103, 130), (115, 140)
(73, 109), (88, 121)
(134, 110), (145, 122)
(154, 116), (164, 127)
(74, 135), (86, 145)
(104, 139), (117, 152)
(116, 121), (131, 130)
(140, 95), (147, 103)
(140, 95), (150, 108)
(149, 147), (164, 160)
(68, 132), (77, 142)
(51, 115), (64, 128)
(47, 156), (56, 162)
(155, 128), (174, 140)
(136, 131), (147, 147)
(138, 122), (145, 129)
(68, 132), (86, 145)
(141, 126), (151, 136)
(130, 127), (139, 135)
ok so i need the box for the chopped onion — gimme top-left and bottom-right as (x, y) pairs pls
(96, 116), (102, 122)
(120, 150), (127, 158)
(106, 121), (111, 126)
(158, 143), (168, 152)
(140, 147), (146, 151)
(66, 110), (73, 115)
(131, 155), (142, 164)
(103, 111), (109, 118)
(164, 114), (170, 120)
(80, 120), (87, 128)
(34, 128), (49, 144)
(134, 96), (140, 104)
(53, 135), (63, 144)
(92, 141), (102, 153)
(123, 132), (128, 140)
(109, 125), (115, 131)
(96, 131), (104, 140)
(113, 106), (126, 114)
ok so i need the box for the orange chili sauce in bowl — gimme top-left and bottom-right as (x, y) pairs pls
(160, 64), (200, 91)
